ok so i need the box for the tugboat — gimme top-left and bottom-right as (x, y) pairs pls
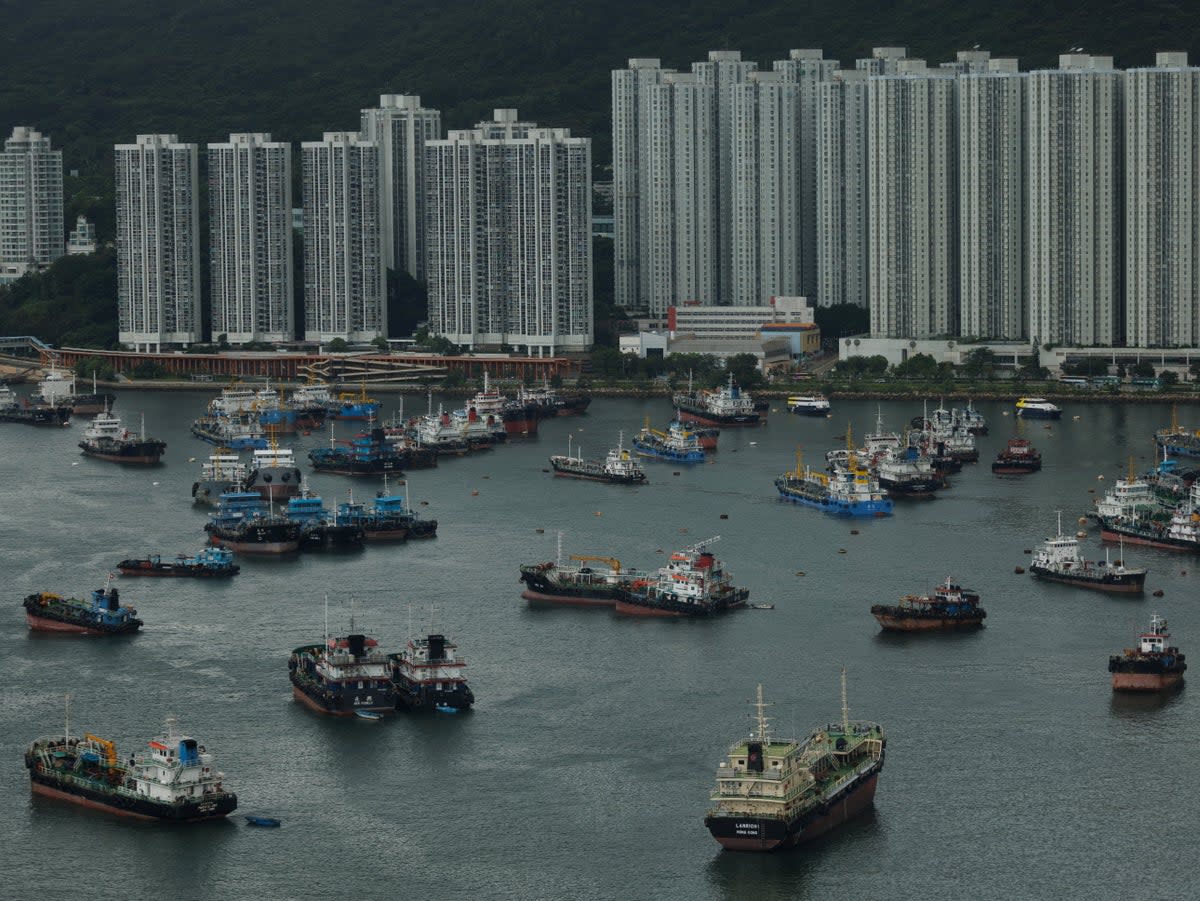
(787, 394), (831, 417)
(78, 411), (166, 464)
(704, 676), (885, 852)
(1109, 614), (1186, 692)
(1014, 397), (1061, 420)
(308, 427), (406, 476)
(549, 432), (647, 484)
(614, 536), (749, 617)
(284, 489), (366, 550)
(204, 491), (302, 554)
(0, 385), (71, 426)
(632, 419), (705, 464)
(870, 578), (986, 631)
(674, 373), (761, 427)
(289, 623), (397, 716)
(327, 385), (382, 421)
(390, 633), (475, 712)
(520, 539), (645, 606)
(1029, 513), (1146, 593)
(191, 452), (248, 505)
(992, 437), (1041, 474)
(243, 444), (303, 500)
(117, 546), (240, 577)
(23, 584), (142, 634)
(25, 713), (237, 821)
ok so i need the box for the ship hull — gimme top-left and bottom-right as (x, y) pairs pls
(29, 778), (236, 822)
(872, 613), (985, 631)
(550, 461), (646, 484)
(992, 463), (1041, 474)
(192, 479), (241, 505)
(673, 406), (760, 428)
(878, 478), (941, 498)
(1016, 408), (1061, 420)
(632, 442), (704, 464)
(0, 407), (71, 426)
(25, 611), (138, 635)
(69, 394), (117, 415)
(309, 461), (405, 477)
(207, 533), (300, 554)
(777, 488), (893, 517)
(790, 406), (830, 417)
(614, 589), (749, 618)
(290, 682), (394, 717)
(79, 447), (164, 465)
(521, 589), (616, 607)
(1111, 672), (1184, 692)
(1030, 566), (1145, 593)
(117, 561), (238, 578)
(244, 467), (303, 500)
(1100, 526), (1198, 552)
(706, 769), (879, 852)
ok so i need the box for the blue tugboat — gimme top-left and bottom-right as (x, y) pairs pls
(117, 546), (241, 577)
(308, 427), (406, 477)
(335, 479), (437, 541)
(632, 419), (705, 464)
(775, 444), (893, 517)
(284, 490), (366, 550)
(23, 584), (143, 635)
(328, 387), (382, 421)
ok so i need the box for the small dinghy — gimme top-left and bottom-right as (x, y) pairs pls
(245, 816), (281, 828)
(354, 710), (383, 721)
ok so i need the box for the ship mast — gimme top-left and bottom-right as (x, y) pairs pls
(753, 684), (771, 744)
(841, 666), (850, 735)
(1056, 509), (1063, 540)
(556, 530), (564, 567)
(64, 693), (70, 741)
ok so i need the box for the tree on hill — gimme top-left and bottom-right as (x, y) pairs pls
(0, 250), (118, 347)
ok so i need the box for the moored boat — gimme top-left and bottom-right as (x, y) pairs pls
(674, 374), (761, 427)
(25, 716), (237, 822)
(389, 633), (475, 712)
(632, 419), (705, 464)
(1153, 406), (1200, 460)
(992, 437), (1041, 474)
(614, 536), (748, 617)
(0, 385), (71, 426)
(78, 410), (165, 464)
(704, 677), (885, 852)
(284, 489), (366, 550)
(117, 546), (240, 577)
(1029, 513), (1146, 593)
(190, 413), (268, 451)
(1014, 397), (1061, 420)
(1109, 614), (1186, 692)
(549, 432), (647, 484)
(519, 544), (644, 606)
(204, 491), (302, 554)
(870, 578), (986, 631)
(787, 394), (831, 417)
(308, 427), (406, 477)
(22, 585), (142, 635)
(34, 367), (115, 415)
(289, 629), (397, 717)
(192, 452), (248, 505)
(327, 386), (381, 421)
(779, 441), (893, 517)
(243, 444), (303, 500)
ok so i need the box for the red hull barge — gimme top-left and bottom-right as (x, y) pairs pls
(521, 589), (615, 607)
(25, 612), (116, 636)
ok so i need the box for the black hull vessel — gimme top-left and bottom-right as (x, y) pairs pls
(0, 405), (71, 426)
(289, 633), (397, 717)
(1030, 564), (1146, 593)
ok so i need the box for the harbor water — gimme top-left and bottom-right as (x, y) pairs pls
(0, 392), (1197, 899)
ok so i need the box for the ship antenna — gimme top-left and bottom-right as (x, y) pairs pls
(427, 386), (433, 415)
(407, 602), (413, 644)
(1056, 509), (1063, 539)
(323, 593), (329, 646)
(753, 684), (770, 744)
(64, 692), (70, 741)
(556, 530), (564, 566)
(1127, 455), (1135, 484)
(141, 412), (145, 442)
(841, 666), (850, 735)
(617, 429), (624, 452)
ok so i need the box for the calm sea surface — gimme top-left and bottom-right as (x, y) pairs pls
(0, 391), (1197, 900)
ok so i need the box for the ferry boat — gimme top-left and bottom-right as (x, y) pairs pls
(191, 452), (248, 505)
(549, 432), (647, 484)
(0, 386), (71, 426)
(190, 413), (268, 450)
(632, 419), (705, 464)
(309, 427), (407, 476)
(204, 491), (302, 554)
(704, 678), (885, 852)
(674, 374), (761, 427)
(284, 490), (366, 550)
(992, 437), (1041, 474)
(117, 546), (240, 577)
(870, 578), (986, 631)
(787, 394), (831, 417)
(243, 445), (303, 500)
(78, 410), (166, 464)
(519, 544), (645, 606)
(1030, 513), (1146, 593)
(34, 366), (115, 414)
(25, 715), (237, 822)
(614, 536), (749, 617)
(1109, 614), (1186, 692)
(389, 633), (475, 712)
(327, 386), (381, 421)
(23, 584), (142, 634)
(289, 629), (397, 716)
(1154, 407), (1200, 460)
(1014, 397), (1061, 420)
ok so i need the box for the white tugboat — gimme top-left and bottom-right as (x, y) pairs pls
(550, 432), (647, 484)
(1030, 512), (1147, 593)
(79, 410), (166, 464)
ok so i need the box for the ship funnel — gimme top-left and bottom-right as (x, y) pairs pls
(347, 633), (367, 658)
(746, 741), (764, 772)
(107, 588), (119, 611)
(180, 738), (199, 765)
(428, 634), (446, 661)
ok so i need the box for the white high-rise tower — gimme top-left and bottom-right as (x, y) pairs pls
(208, 133), (294, 344)
(360, 94), (441, 279)
(114, 134), (201, 349)
(301, 132), (385, 343)
(1125, 52), (1200, 347)
(867, 60), (959, 338)
(1027, 55), (1122, 347)
(958, 58), (1027, 340)
(0, 126), (63, 282)
(816, 69), (870, 308)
